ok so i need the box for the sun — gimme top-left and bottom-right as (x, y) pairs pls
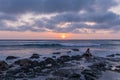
(61, 34), (66, 39)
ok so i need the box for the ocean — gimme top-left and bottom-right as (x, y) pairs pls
(0, 40), (120, 60)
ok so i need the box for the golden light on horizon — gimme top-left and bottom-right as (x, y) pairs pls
(61, 34), (66, 39)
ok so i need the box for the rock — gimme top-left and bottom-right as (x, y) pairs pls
(52, 69), (70, 77)
(52, 52), (61, 55)
(45, 58), (55, 64)
(107, 54), (115, 57)
(72, 49), (79, 51)
(6, 56), (18, 60)
(107, 53), (120, 57)
(82, 69), (98, 80)
(71, 55), (82, 60)
(31, 60), (40, 67)
(6, 69), (21, 76)
(46, 76), (63, 80)
(69, 73), (81, 78)
(52, 56), (56, 58)
(14, 59), (32, 67)
(67, 51), (71, 54)
(0, 61), (9, 71)
(82, 48), (93, 59)
(90, 62), (106, 71)
(58, 55), (71, 62)
(44, 58), (58, 67)
(30, 54), (39, 59)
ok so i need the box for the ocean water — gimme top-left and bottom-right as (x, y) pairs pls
(0, 40), (120, 60)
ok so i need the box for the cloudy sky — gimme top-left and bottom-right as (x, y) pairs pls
(0, 0), (120, 39)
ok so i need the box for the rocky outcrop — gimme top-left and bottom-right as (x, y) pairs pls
(30, 53), (40, 59)
(82, 48), (93, 59)
(0, 61), (9, 71)
(6, 56), (18, 60)
(72, 49), (79, 51)
(14, 59), (32, 67)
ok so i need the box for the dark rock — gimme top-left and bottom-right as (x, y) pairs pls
(44, 58), (58, 67)
(30, 54), (39, 59)
(107, 53), (120, 57)
(52, 69), (70, 77)
(58, 55), (71, 62)
(90, 62), (106, 71)
(31, 60), (39, 67)
(14, 59), (32, 67)
(46, 77), (63, 80)
(45, 58), (55, 64)
(107, 54), (115, 57)
(6, 69), (21, 76)
(72, 49), (79, 51)
(15, 73), (26, 78)
(82, 48), (93, 59)
(52, 52), (61, 55)
(39, 61), (46, 69)
(67, 51), (71, 53)
(0, 61), (9, 71)
(52, 56), (56, 58)
(43, 57), (47, 59)
(71, 55), (82, 60)
(6, 56), (18, 60)
(82, 69), (98, 80)
(69, 73), (81, 78)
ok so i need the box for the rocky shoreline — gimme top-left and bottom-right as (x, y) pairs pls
(0, 48), (120, 80)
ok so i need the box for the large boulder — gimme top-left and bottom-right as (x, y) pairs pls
(52, 69), (71, 77)
(52, 52), (61, 55)
(30, 53), (40, 59)
(57, 55), (71, 62)
(44, 58), (55, 64)
(82, 48), (93, 59)
(0, 61), (9, 71)
(71, 55), (82, 60)
(82, 69), (99, 80)
(14, 59), (32, 67)
(6, 56), (18, 60)
(72, 49), (79, 51)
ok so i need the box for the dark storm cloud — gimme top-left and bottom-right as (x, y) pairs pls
(0, 0), (95, 14)
(0, 0), (119, 33)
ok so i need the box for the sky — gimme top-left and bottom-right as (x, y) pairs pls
(0, 0), (120, 39)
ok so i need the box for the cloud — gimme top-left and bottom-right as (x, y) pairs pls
(0, 0), (119, 33)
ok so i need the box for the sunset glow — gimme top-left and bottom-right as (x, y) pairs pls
(61, 34), (66, 39)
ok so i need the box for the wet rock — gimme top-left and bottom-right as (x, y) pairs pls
(15, 73), (26, 78)
(15, 59), (32, 67)
(6, 56), (18, 60)
(31, 60), (40, 67)
(6, 69), (21, 77)
(90, 62), (106, 71)
(72, 49), (79, 51)
(39, 61), (46, 69)
(0, 61), (9, 71)
(52, 52), (61, 55)
(69, 73), (81, 78)
(58, 55), (71, 62)
(107, 53), (120, 57)
(45, 58), (55, 64)
(46, 76), (63, 80)
(67, 51), (71, 54)
(44, 58), (58, 67)
(52, 69), (71, 77)
(71, 55), (82, 60)
(82, 69), (98, 80)
(30, 54), (40, 59)
(82, 48), (93, 59)
(52, 56), (56, 58)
